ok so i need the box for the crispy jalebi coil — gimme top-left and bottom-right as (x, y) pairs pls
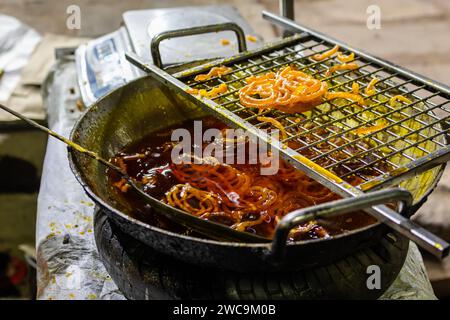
(337, 52), (355, 63)
(199, 84), (228, 98)
(390, 95), (412, 107)
(325, 62), (359, 76)
(246, 186), (278, 211)
(325, 91), (365, 106)
(194, 66), (232, 82)
(165, 184), (220, 216)
(313, 45), (339, 61)
(257, 116), (288, 140)
(225, 186), (278, 217)
(365, 78), (379, 96)
(232, 214), (268, 232)
(352, 82), (360, 94)
(170, 161), (252, 207)
(239, 66), (328, 113)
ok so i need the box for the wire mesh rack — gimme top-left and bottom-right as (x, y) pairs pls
(173, 32), (450, 195)
(125, 14), (450, 257)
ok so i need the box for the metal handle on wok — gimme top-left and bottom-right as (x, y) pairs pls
(150, 22), (247, 69)
(270, 188), (415, 262)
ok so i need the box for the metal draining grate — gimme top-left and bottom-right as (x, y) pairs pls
(174, 33), (450, 193)
(125, 19), (450, 257)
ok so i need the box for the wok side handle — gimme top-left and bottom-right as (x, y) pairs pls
(269, 188), (413, 262)
(150, 22), (247, 69)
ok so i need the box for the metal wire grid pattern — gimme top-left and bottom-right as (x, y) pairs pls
(178, 35), (450, 189)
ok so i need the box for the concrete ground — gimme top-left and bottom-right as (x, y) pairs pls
(1, 0), (450, 297)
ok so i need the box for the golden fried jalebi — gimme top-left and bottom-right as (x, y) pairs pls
(194, 66), (232, 82)
(239, 66), (328, 113)
(325, 62), (359, 76)
(187, 83), (228, 98)
(166, 184), (220, 216)
(200, 83), (228, 98)
(170, 161), (252, 207)
(232, 214), (268, 232)
(313, 45), (339, 61)
(390, 95), (412, 107)
(365, 78), (379, 96)
(352, 82), (360, 94)
(337, 52), (355, 63)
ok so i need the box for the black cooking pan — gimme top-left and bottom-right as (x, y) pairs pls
(68, 75), (445, 271)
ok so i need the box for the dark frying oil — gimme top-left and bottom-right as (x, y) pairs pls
(107, 117), (376, 241)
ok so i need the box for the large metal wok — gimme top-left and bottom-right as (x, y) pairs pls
(68, 74), (445, 272)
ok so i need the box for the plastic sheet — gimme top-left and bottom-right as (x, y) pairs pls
(36, 57), (124, 300)
(0, 15), (41, 104)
